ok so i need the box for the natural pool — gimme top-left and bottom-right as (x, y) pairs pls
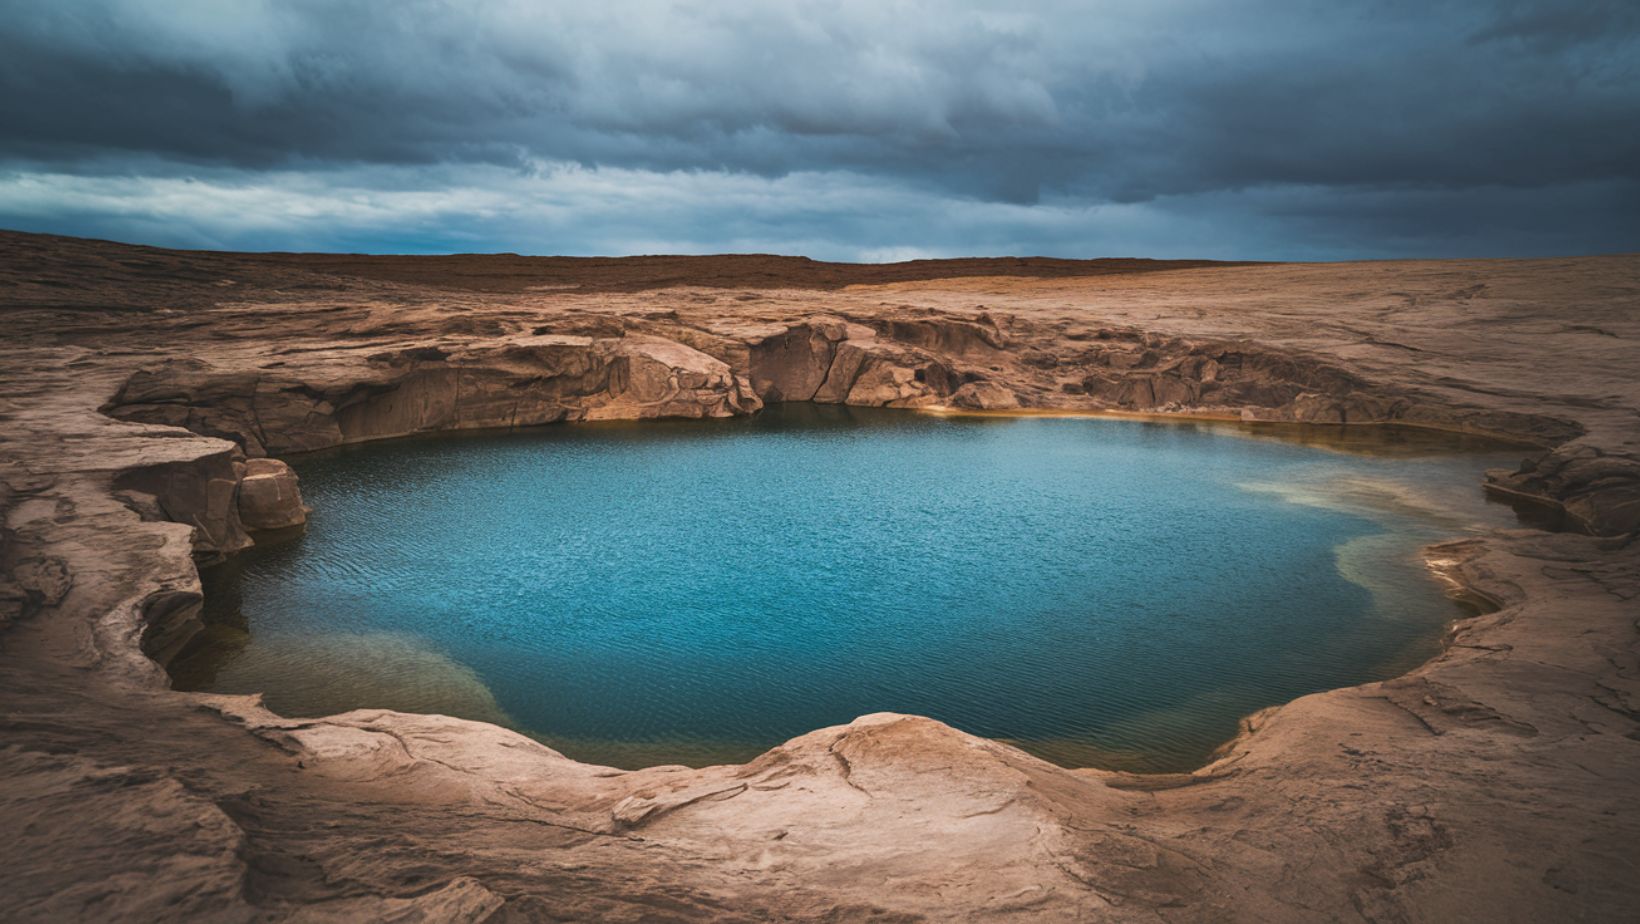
(172, 405), (1529, 772)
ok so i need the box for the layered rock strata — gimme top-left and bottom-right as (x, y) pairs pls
(101, 314), (1620, 552)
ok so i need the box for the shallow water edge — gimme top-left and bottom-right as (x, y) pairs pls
(172, 405), (1531, 773)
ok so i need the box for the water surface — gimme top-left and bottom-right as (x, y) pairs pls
(173, 406), (1527, 771)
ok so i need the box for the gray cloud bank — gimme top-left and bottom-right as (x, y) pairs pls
(1, 0), (1636, 260)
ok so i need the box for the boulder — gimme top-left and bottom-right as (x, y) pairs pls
(949, 381), (1021, 410)
(237, 458), (308, 531)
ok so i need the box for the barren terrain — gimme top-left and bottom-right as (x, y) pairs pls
(2, 231), (1638, 921)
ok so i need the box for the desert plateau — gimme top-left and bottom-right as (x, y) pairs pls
(2, 230), (1638, 920)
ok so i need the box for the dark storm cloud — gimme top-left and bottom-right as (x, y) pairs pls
(0, 0), (1636, 258)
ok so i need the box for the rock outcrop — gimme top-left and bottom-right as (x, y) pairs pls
(104, 316), (1597, 529)
(236, 459), (306, 532)
(106, 335), (763, 458)
(113, 445), (254, 562)
(1485, 446), (1640, 536)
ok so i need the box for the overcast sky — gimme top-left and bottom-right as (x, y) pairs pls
(1, 0), (1636, 260)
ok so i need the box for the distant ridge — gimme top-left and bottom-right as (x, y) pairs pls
(0, 228), (1260, 298)
(244, 250), (1264, 293)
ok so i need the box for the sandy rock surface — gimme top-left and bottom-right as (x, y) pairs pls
(235, 459), (306, 532)
(1, 231), (1637, 920)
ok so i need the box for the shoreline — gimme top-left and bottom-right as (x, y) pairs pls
(917, 402), (1555, 450)
(174, 404), (1524, 778)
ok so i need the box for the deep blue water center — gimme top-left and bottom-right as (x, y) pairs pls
(175, 406), (1522, 772)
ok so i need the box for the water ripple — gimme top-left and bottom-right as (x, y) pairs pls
(172, 406), (1526, 772)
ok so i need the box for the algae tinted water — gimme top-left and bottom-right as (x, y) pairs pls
(174, 406), (1525, 772)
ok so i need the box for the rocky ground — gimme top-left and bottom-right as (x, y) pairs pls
(1, 230), (1637, 921)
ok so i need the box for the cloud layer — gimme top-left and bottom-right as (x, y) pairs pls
(2, 0), (1637, 259)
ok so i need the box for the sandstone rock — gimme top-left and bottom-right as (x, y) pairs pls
(139, 587), (206, 666)
(599, 335), (762, 418)
(237, 458), (307, 531)
(6, 231), (1640, 920)
(873, 315), (1007, 354)
(0, 526), (70, 635)
(1486, 447), (1640, 536)
(812, 338), (872, 404)
(747, 319), (847, 401)
(949, 380), (1021, 410)
(108, 334), (763, 453)
(112, 448), (252, 562)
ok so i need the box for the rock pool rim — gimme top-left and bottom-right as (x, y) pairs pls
(254, 403), (1550, 464)
(174, 404), (1526, 777)
(11, 237), (1633, 919)
(917, 405), (1553, 450)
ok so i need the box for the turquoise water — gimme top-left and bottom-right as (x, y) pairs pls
(174, 406), (1526, 772)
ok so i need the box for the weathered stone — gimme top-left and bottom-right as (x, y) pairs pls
(237, 458), (307, 531)
(747, 319), (845, 401)
(4, 231), (1639, 921)
(112, 448), (253, 562)
(949, 380), (1021, 410)
(1487, 448), (1640, 536)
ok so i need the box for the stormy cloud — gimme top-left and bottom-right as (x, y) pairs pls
(1, 0), (1636, 259)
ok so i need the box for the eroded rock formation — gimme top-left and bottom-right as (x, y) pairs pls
(237, 459), (306, 532)
(106, 334), (762, 457)
(1486, 446), (1640, 536)
(2, 231), (1638, 921)
(100, 311), (1611, 573)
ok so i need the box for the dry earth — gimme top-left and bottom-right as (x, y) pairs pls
(1, 230), (1638, 921)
